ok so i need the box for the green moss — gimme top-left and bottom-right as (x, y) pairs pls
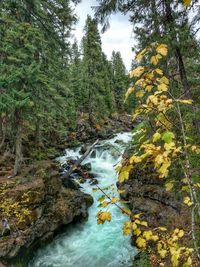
(133, 252), (151, 267)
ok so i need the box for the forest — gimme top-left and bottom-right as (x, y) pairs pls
(0, 0), (200, 267)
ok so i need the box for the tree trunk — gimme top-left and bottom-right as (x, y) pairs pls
(88, 88), (93, 122)
(0, 115), (6, 152)
(151, 0), (160, 35)
(13, 110), (23, 176)
(163, 0), (200, 133)
(35, 118), (44, 148)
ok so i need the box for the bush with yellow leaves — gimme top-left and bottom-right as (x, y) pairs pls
(0, 183), (31, 229)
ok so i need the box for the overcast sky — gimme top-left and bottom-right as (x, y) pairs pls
(72, 0), (134, 70)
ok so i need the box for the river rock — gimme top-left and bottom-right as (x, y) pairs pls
(62, 177), (80, 189)
(80, 145), (89, 154)
(0, 160), (93, 263)
(81, 162), (92, 172)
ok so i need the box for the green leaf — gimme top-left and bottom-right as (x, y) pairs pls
(98, 195), (105, 202)
(162, 131), (175, 144)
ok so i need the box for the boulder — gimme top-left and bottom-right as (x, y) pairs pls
(62, 178), (80, 190)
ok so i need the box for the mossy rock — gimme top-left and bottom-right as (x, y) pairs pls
(132, 252), (151, 267)
(84, 193), (94, 207)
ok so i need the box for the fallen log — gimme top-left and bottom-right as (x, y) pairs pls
(62, 139), (99, 180)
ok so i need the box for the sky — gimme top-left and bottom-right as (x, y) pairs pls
(72, 0), (135, 70)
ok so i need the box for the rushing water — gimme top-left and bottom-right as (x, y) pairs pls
(29, 132), (136, 267)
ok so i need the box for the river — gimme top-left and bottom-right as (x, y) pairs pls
(29, 132), (136, 267)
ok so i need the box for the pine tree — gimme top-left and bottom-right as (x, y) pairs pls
(111, 51), (128, 112)
(82, 16), (113, 122)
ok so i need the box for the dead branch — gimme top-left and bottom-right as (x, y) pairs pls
(62, 139), (99, 180)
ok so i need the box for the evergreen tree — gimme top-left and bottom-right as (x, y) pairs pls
(111, 51), (127, 112)
(69, 40), (84, 114)
(82, 16), (113, 122)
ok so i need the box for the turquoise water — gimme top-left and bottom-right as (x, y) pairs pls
(29, 133), (135, 267)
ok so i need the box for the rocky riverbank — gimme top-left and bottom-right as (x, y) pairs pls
(52, 113), (133, 150)
(119, 164), (190, 229)
(118, 164), (191, 266)
(0, 160), (93, 266)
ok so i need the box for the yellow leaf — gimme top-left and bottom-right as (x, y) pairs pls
(130, 155), (142, 164)
(181, 185), (189, 192)
(133, 213), (142, 219)
(125, 87), (135, 100)
(130, 66), (145, 78)
(195, 183), (200, 189)
(165, 182), (174, 192)
(173, 228), (180, 235)
(151, 56), (157, 65)
(171, 252), (180, 267)
(155, 154), (164, 166)
(118, 188), (126, 194)
(145, 85), (153, 92)
(178, 229), (184, 238)
(132, 222), (138, 230)
(156, 44), (168, 56)
(182, 177), (188, 184)
(96, 211), (111, 224)
(177, 99), (193, 104)
(158, 76), (169, 85)
(111, 197), (119, 204)
(159, 249), (168, 259)
(136, 90), (145, 98)
(183, 196), (193, 207)
(156, 113), (172, 129)
(191, 145), (197, 151)
(135, 78), (144, 86)
(152, 132), (161, 142)
(158, 162), (170, 178)
(136, 237), (146, 248)
(151, 235), (159, 241)
(183, 0), (192, 7)
(123, 221), (132, 235)
(143, 230), (153, 240)
(135, 219), (141, 225)
(135, 48), (147, 62)
(140, 221), (148, 227)
(134, 228), (141, 236)
(187, 256), (192, 265)
(154, 68), (163, 75)
(122, 207), (132, 215)
(146, 73), (154, 80)
(119, 171), (129, 183)
(157, 83), (168, 91)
